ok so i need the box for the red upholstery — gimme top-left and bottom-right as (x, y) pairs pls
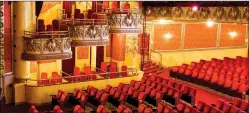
(52, 19), (59, 31)
(46, 24), (53, 31)
(121, 65), (128, 77)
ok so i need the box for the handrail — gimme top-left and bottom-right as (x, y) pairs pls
(61, 18), (107, 26)
(61, 71), (71, 76)
(22, 69), (139, 83)
(150, 49), (163, 66)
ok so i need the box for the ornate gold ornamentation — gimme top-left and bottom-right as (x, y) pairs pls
(22, 53), (72, 61)
(107, 13), (143, 33)
(22, 36), (72, 61)
(0, 1), (4, 96)
(145, 7), (249, 23)
(69, 25), (109, 47)
(125, 35), (138, 57)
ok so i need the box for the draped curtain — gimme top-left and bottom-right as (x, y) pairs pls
(35, 1), (43, 17)
(63, 1), (72, 18)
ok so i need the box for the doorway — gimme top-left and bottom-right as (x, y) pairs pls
(96, 46), (104, 71)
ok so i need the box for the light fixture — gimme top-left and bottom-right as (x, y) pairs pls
(192, 6), (198, 11)
(164, 33), (172, 39)
(206, 20), (214, 27)
(159, 19), (167, 24)
(229, 31), (237, 38)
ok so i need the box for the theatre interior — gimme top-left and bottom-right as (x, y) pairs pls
(0, 1), (249, 113)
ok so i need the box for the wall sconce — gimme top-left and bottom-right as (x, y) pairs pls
(206, 20), (214, 27)
(192, 6), (198, 11)
(164, 33), (172, 39)
(229, 31), (237, 38)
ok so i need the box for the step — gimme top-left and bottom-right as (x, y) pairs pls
(143, 65), (159, 71)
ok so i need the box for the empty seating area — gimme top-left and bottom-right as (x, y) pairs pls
(28, 74), (201, 113)
(38, 72), (63, 86)
(195, 97), (249, 113)
(171, 56), (249, 98)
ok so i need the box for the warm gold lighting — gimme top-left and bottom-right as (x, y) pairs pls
(206, 20), (214, 27)
(164, 33), (172, 39)
(159, 19), (167, 24)
(192, 6), (198, 11)
(229, 31), (237, 38)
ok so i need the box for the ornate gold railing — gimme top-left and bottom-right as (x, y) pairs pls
(62, 18), (109, 46)
(106, 8), (143, 33)
(22, 31), (72, 60)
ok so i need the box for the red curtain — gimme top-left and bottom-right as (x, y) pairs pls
(63, 1), (72, 18)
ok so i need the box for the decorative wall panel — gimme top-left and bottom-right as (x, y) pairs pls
(220, 24), (247, 47)
(4, 2), (11, 73)
(30, 61), (37, 73)
(40, 2), (61, 14)
(106, 45), (110, 57)
(77, 47), (89, 59)
(153, 24), (182, 50)
(145, 7), (249, 23)
(184, 23), (218, 49)
(111, 34), (126, 61)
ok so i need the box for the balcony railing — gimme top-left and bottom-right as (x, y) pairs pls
(61, 18), (109, 46)
(22, 31), (72, 61)
(105, 8), (143, 33)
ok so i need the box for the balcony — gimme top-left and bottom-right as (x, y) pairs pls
(22, 31), (72, 61)
(61, 18), (109, 46)
(106, 8), (143, 33)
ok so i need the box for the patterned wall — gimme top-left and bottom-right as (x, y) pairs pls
(153, 24), (182, 50)
(184, 23), (218, 49)
(151, 23), (247, 51)
(220, 24), (247, 47)
(106, 45), (110, 57)
(4, 2), (12, 73)
(40, 2), (61, 14)
(30, 61), (38, 73)
(112, 34), (126, 61)
(77, 47), (89, 59)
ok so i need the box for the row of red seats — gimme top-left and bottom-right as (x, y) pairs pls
(73, 66), (97, 82)
(196, 99), (247, 113)
(29, 105), (65, 113)
(129, 79), (181, 106)
(38, 72), (62, 86)
(140, 75), (197, 104)
(214, 97), (249, 113)
(37, 19), (67, 32)
(171, 57), (249, 98)
(99, 62), (128, 78)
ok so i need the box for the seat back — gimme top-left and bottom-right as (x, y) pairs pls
(84, 66), (91, 75)
(74, 67), (80, 76)
(121, 65), (128, 77)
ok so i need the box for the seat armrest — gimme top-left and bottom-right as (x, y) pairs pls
(68, 93), (73, 95)
(211, 104), (216, 107)
(172, 106), (177, 109)
(90, 110), (97, 113)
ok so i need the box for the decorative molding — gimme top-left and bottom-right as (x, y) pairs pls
(145, 7), (249, 23)
(0, 1), (4, 97)
(22, 53), (72, 61)
(107, 13), (143, 33)
(125, 34), (138, 57)
(22, 33), (72, 61)
(30, 61), (38, 73)
(69, 25), (109, 47)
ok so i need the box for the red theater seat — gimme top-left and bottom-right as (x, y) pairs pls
(52, 19), (59, 31)
(39, 72), (50, 85)
(46, 24), (53, 31)
(123, 3), (130, 13)
(121, 65), (128, 77)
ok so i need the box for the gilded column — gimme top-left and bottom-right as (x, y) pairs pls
(14, 2), (36, 80)
(91, 47), (96, 71)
